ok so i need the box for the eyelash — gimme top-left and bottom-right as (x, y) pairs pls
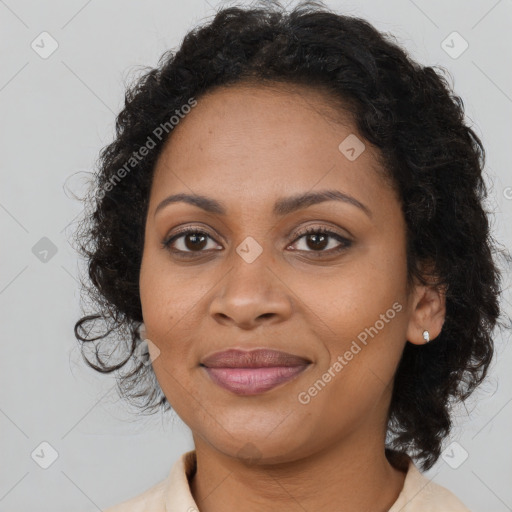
(161, 225), (352, 258)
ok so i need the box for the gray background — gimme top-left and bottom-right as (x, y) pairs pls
(1, 0), (511, 511)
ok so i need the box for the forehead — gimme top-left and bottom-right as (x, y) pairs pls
(150, 82), (392, 215)
(156, 82), (357, 166)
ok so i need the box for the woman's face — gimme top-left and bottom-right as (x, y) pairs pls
(139, 83), (425, 463)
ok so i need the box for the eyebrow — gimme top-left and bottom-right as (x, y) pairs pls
(154, 189), (372, 219)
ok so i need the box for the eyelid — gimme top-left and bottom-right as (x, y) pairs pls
(289, 223), (352, 243)
(162, 224), (222, 250)
(163, 223), (223, 243)
(284, 219), (354, 242)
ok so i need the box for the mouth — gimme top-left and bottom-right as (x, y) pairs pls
(200, 348), (312, 396)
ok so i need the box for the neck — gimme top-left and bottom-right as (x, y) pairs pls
(189, 424), (406, 512)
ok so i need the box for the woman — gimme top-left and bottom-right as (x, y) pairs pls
(74, 1), (504, 510)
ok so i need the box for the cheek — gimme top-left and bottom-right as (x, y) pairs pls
(138, 249), (215, 400)
(286, 245), (408, 348)
(293, 304), (407, 449)
(139, 252), (191, 383)
(327, 259), (408, 379)
(139, 249), (199, 340)
(289, 243), (409, 410)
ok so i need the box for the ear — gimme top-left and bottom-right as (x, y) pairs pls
(405, 268), (447, 346)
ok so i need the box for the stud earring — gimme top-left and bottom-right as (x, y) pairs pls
(422, 329), (430, 343)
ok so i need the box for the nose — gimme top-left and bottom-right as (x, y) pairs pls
(208, 252), (293, 330)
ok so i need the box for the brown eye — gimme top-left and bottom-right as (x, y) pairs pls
(304, 232), (329, 251)
(289, 227), (352, 254)
(162, 228), (221, 254)
(182, 232), (208, 251)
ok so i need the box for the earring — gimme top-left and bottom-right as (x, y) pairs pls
(422, 329), (430, 343)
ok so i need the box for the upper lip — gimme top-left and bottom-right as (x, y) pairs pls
(200, 348), (312, 368)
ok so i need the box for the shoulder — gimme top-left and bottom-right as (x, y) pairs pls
(101, 450), (197, 512)
(389, 462), (472, 512)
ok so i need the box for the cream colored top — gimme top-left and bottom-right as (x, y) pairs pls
(103, 450), (471, 512)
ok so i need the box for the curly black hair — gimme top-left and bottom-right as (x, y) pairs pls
(73, 0), (507, 470)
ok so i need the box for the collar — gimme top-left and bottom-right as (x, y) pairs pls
(164, 450), (470, 512)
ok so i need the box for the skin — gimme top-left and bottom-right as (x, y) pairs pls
(139, 82), (446, 512)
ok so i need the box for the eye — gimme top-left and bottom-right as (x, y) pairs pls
(162, 224), (352, 258)
(288, 226), (352, 254)
(162, 227), (222, 256)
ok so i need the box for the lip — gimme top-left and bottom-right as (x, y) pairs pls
(200, 348), (312, 395)
(201, 348), (311, 368)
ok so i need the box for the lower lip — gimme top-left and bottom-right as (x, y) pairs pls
(203, 365), (309, 395)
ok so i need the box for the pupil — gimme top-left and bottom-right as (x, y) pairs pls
(308, 233), (327, 250)
(185, 233), (207, 251)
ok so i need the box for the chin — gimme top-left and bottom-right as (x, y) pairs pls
(193, 420), (316, 465)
